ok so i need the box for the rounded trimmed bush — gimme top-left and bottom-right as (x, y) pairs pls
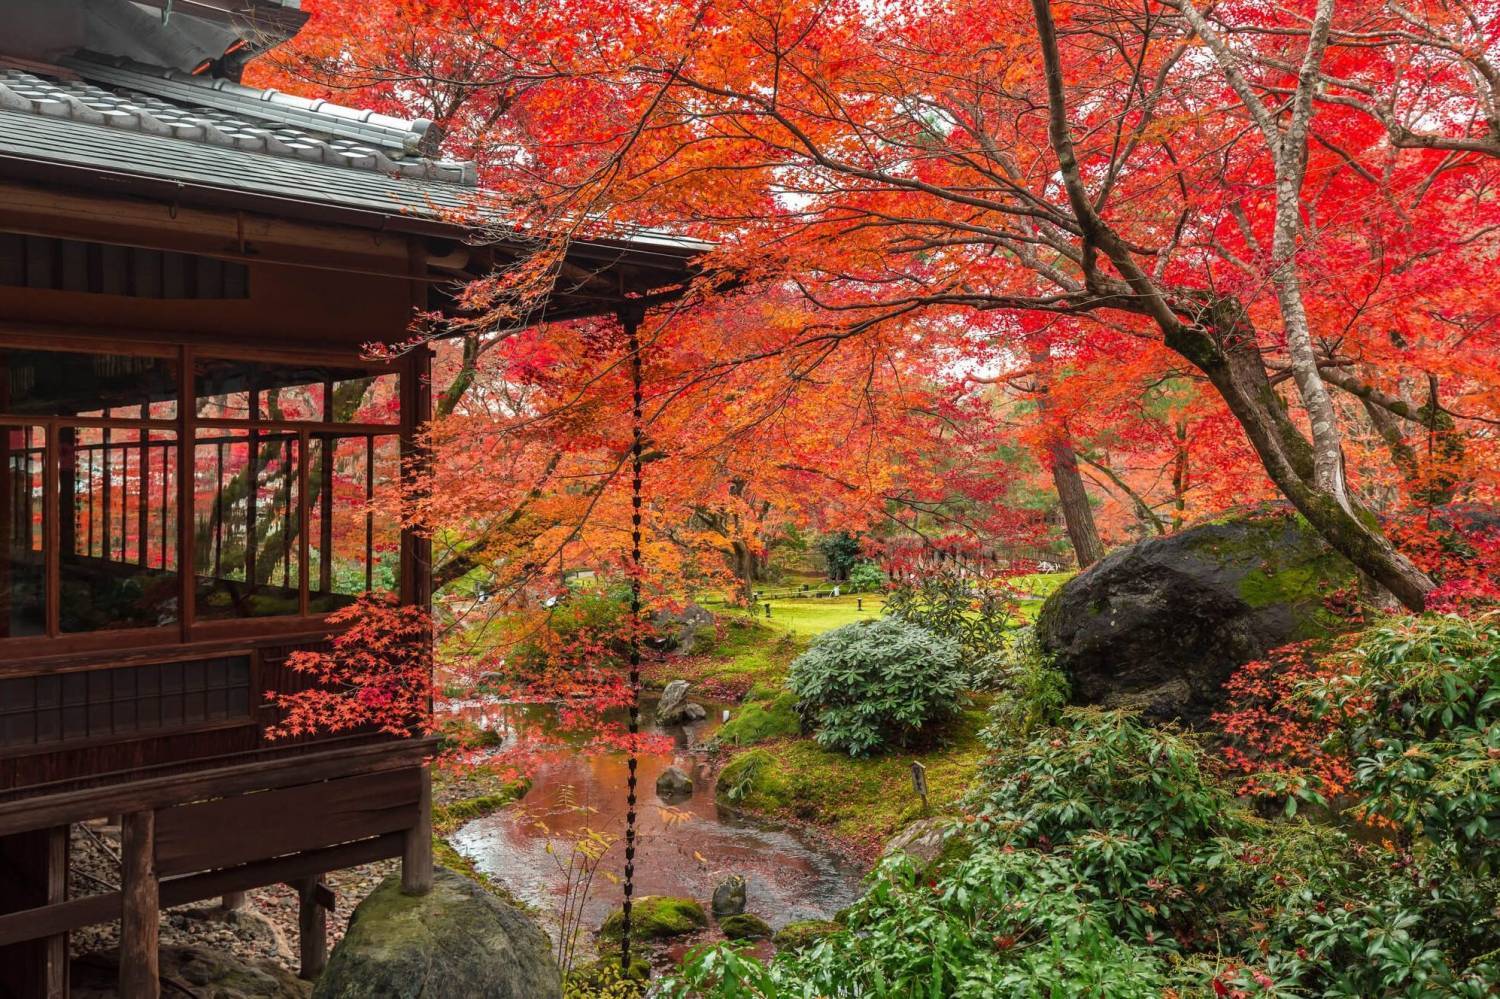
(787, 617), (963, 756)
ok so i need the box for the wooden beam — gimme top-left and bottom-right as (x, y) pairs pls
(0, 181), (411, 274)
(120, 811), (160, 999)
(0, 891), (120, 949)
(400, 766), (433, 896)
(296, 876), (328, 980)
(0, 738), (436, 837)
(154, 767), (420, 877)
(0, 834), (401, 947)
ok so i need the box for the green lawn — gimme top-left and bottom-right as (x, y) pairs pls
(738, 593), (885, 637)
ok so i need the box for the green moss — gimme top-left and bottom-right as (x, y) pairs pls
(718, 913), (773, 940)
(1237, 561), (1332, 609)
(715, 748), (790, 810)
(714, 702), (992, 849)
(772, 919), (841, 951)
(598, 896), (708, 943)
(432, 782), (530, 834)
(716, 690), (801, 746)
(655, 619), (805, 694)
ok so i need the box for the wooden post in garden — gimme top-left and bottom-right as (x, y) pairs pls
(401, 767), (434, 895)
(120, 811), (159, 999)
(296, 877), (328, 979)
(911, 762), (929, 815)
(765, 603), (771, 618)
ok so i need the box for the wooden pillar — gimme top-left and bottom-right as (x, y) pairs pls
(0, 825), (70, 999)
(218, 891), (246, 913)
(43, 825), (68, 999)
(400, 766), (433, 895)
(120, 811), (159, 999)
(295, 878), (327, 980)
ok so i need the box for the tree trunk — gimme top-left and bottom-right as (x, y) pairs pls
(1166, 314), (1435, 610)
(1030, 0), (1434, 610)
(1030, 344), (1105, 568)
(729, 540), (756, 604)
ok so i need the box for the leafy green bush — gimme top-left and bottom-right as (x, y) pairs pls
(847, 560), (885, 592)
(1306, 613), (1500, 873)
(973, 626), (1068, 735)
(883, 566), (1014, 667)
(970, 708), (1252, 942)
(671, 699), (1500, 997)
(787, 618), (964, 756)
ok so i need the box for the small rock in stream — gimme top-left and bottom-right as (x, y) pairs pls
(656, 766), (694, 801)
(711, 874), (747, 917)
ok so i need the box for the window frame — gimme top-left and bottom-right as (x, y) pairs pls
(0, 333), (417, 660)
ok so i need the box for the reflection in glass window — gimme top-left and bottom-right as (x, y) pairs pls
(0, 425), (44, 637)
(195, 358), (398, 424)
(193, 432), (302, 619)
(308, 434), (400, 612)
(0, 349), (177, 418)
(61, 427), (179, 632)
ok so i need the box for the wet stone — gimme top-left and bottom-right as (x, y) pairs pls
(711, 874), (747, 917)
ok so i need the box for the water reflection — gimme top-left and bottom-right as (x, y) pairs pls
(448, 698), (865, 940)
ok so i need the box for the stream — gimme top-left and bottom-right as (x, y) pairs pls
(448, 697), (866, 941)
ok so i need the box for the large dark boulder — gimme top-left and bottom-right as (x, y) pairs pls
(313, 868), (560, 999)
(1036, 512), (1356, 723)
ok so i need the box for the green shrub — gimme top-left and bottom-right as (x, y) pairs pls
(883, 564), (1015, 666)
(668, 702), (1500, 998)
(847, 560), (885, 592)
(1306, 613), (1500, 873)
(787, 618), (964, 756)
(974, 626), (1068, 738)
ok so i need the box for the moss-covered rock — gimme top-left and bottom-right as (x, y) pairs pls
(597, 895), (708, 943)
(1036, 510), (1357, 723)
(772, 919), (841, 952)
(313, 868), (560, 999)
(716, 690), (801, 746)
(718, 913), (773, 940)
(72, 945), (309, 998)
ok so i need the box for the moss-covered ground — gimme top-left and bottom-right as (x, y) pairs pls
(644, 616), (805, 698)
(715, 699), (993, 858)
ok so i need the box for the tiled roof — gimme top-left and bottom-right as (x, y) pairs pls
(0, 55), (476, 186)
(0, 51), (711, 266)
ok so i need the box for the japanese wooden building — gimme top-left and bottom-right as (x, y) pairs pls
(0, 1), (701, 995)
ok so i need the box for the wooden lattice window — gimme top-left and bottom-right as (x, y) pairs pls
(0, 654), (252, 750)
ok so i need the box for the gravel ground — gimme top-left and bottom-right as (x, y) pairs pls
(69, 818), (401, 974)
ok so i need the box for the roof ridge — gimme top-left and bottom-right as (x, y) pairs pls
(64, 52), (432, 148)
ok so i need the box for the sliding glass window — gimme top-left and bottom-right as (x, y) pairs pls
(0, 343), (404, 643)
